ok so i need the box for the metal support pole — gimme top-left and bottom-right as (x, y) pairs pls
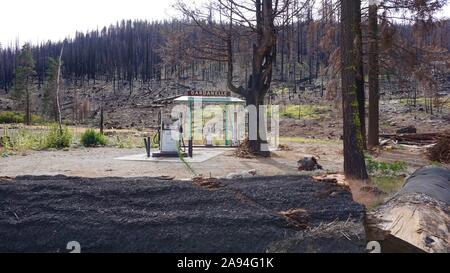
(144, 137), (150, 158)
(188, 99), (193, 141)
(188, 139), (193, 158)
(225, 104), (229, 146)
(188, 98), (193, 157)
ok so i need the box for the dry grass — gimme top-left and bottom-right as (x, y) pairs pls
(342, 178), (383, 209)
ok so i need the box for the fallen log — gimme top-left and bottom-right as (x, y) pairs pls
(366, 166), (450, 253)
(396, 126), (417, 134)
(380, 132), (444, 145)
(133, 103), (165, 108)
(151, 94), (182, 104)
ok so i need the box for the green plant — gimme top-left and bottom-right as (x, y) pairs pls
(177, 143), (196, 176)
(31, 114), (47, 124)
(0, 112), (24, 123)
(81, 129), (107, 147)
(9, 128), (45, 151)
(0, 124), (71, 152)
(280, 105), (330, 120)
(370, 176), (406, 194)
(0, 111), (47, 124)
(1, 127), (11, 156)
(44, 124), (72, 149)
(365, 156), (407, 176)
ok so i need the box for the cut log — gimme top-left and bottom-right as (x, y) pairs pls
(366, 166), (450, 253)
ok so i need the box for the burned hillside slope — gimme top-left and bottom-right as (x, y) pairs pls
(0, 175), (365, 253)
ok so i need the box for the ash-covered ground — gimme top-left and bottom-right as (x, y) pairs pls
(0, 175), (365, 253)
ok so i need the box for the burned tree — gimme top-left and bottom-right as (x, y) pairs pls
(166, 0), (307, 153)
(368, 0), (380, 148)
(366, 0), (449, 148)
(340, 0), (368, 180)
(354, 1), (366, 149)
(56, 44), (64, 133)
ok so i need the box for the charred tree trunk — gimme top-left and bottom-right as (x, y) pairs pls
(368, 2), (379, 148)
(25, 81), (31, 125)
(56, 44), (64, 133)
(280, 29), (284, 81)
(340, 0), (368, 180)
(100, 106), (104, 135)
(355, 1), (366, 149)
(227, 0), (275, 155)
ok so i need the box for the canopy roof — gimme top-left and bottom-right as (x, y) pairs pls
(174, 96), (245, 104)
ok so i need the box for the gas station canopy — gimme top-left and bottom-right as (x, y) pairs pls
(173, 92), (245, 147)
(174, 96), (245, 104)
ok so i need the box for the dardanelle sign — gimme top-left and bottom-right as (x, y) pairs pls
(188, 90), (231, 97)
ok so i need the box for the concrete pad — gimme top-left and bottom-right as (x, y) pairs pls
(115, 148), (227, 163)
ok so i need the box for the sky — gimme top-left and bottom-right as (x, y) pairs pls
(0, 0), (177, 46)
(0, 0), (449, 46)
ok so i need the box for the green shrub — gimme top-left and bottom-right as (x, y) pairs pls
(365, 156), (407, 176)
(280, 105), (330, 120)
(44, 124), (72, 149)
(0, 111), (47, 124)
(0, 124), (71, 152)
(370, 176), (406, 194)
(0, 112), (24, 123)
(31, 114), (47, 124)
(81, 129), (107, 147)
(1, 127), (11, 156)
(1, 126), (46, 152)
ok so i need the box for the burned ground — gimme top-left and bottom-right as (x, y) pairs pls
(0, 175), (365, 253)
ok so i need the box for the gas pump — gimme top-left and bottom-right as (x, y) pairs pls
(145, 110), (188, 158)
(154, 110), (186, 157)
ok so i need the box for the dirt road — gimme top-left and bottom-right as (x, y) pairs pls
(0, 175), (365, 253)
(1, 141), (433, 179)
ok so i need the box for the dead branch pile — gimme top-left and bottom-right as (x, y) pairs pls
(427, 134), (450, 163)
(233, 139), (256, 158)
(192, 176), (223, 189)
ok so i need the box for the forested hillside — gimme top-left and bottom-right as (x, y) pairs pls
(1, 16), (449, 96)
(0, 1), (449, 132)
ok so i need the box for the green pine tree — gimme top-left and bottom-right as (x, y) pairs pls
(43, 57), (59, 120)
(11, 44), (36, 125)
